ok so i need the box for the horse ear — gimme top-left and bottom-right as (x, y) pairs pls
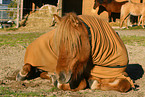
(107, 0), (112, 3)
(53, 14), (61, 24)
(98, 0), (103, 4)
(69, 14), (79, 27)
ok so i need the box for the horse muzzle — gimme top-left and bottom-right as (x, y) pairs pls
(93, 7), (96, 10)
(57, 70), (72, 84)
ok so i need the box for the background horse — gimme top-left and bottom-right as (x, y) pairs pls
(98, 5), (120, 22)
(93, 0), (128, 22)
(120, 1), (145, 28)
(97, 4), (138, 23)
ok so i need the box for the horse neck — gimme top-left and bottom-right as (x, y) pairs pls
(101, 3), (108, 8)
(101, 0), (116, 8)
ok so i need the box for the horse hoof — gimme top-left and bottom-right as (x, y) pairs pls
(51, 75), (58, 87)
(88, 79), (99, 90)
(16, 73), (26, 81)
(132, 87), (139, 91)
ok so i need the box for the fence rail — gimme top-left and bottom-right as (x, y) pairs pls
(0, 8), (17, 20)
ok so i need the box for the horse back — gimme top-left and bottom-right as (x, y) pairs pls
(78, 15), (128, 67)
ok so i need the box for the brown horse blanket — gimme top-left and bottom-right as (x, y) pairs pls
(79, 15), (128, 78)
(24, 15), (134, 87)
(24, 29), (57, 72)
(79, 15), (134, 87)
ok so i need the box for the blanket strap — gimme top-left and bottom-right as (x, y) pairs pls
(97, 65), (127, 68)
(80, 19), (92, 47)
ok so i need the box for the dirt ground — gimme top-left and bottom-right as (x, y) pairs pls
(0, 29), (145, 96)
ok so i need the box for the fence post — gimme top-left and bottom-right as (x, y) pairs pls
(20, 0), (23, 20)
(58, 0), (62, 17)
(16, 0), (20, 28)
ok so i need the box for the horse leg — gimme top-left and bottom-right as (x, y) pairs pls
(108, 12), (112, 22)
(138, 16), (142, 26)
(120, 16), (125, 28)
(113, 16), (116, 22)
(88, 77), (101, 90)
(89, 77), (131, 92)
(120, 10), (130, 28)
(57, 79), (87, 91)
(138, 15), (144, 28)
(142, 16), (144, 28)
(120, 14), (129, 28)
(100, 78), (131, 92)
(126, 16), (130, 29)
(109, 16), (112, 22)
(40, 72), (59, 86)
(16, 63), (32, 81)
(40, 72), (51, 79)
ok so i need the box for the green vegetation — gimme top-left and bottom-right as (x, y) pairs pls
(47, 87), (59, 92)
(0, 32), (144, 96)
(109, 22), (145, 30)
(0, 32), (44, 47)
(0, 33), (145, 48)
(121, 35), (145, 46)
(0, 86), (46, 96)
(7, 0), (17, 19)
(121, 26), (144, 30)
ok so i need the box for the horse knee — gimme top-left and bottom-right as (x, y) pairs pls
(16, 64), (32, 81)
(118, 79), (131, 92)
(57, 79), (87, 91)
(57, 83), (71, 91)
(108, 78), (131, 92)
(100, 78), (131, 92)
(40, 72), (51, 79)
(22, 64), (32, 75)
(74, 79), (87, 91)
(88, 78), (101, 90)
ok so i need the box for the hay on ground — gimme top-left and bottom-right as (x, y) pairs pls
(19, 4), (57, 32)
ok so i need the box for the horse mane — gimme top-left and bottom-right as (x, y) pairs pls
(54, 12), (83, 57)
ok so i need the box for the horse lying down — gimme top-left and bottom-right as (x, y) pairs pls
(16, 12), (136, 92)
(120, 0), (145, 28)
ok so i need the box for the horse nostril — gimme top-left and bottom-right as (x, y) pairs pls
(58, 71), (66, 83)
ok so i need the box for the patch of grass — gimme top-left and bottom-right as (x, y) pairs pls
(109, 21), (145, 30)
(0, 32), (45, 47)
(0, 32), (145, 48)
(120, 35), (145, 46)
(5, 28), (18, 31)
(109, 21), (120, 27)
(121, 25), (144, 30)
(47, 87), (59, 92)
(0, 86), (45, 96)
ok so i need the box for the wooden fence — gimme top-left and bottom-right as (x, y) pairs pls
(0, 0), (23, 28)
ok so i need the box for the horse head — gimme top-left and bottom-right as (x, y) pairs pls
(93, 0), (113, 9)
(93, 0), (100, 9)
(53, 13), (91, 85)
(97, 5), (107, 15)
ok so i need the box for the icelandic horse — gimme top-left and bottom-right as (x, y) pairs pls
(16, 12), (135, 92)
(93, 0), (128, 22)
(120, 0), (145, 28)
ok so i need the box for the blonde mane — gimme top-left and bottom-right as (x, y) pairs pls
(54, 13), (84, 57)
